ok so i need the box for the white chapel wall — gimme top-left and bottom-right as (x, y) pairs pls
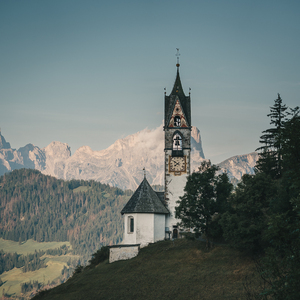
(136, 213), (154, 247)
(123, 213), (137, 245)
(154, 214), (166, 242)
(123, 213), (167, 247)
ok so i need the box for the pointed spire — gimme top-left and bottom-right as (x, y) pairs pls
(170, 49), (185, 96)
(176, 48), (180, 68)
(164, 49), (191, 128)
(171, 67), (185, 96)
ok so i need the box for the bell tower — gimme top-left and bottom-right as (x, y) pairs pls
(164, 50), (191, 238)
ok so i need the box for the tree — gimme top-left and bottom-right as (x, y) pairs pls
(282, 106), (300, 192)
(88, 246), (109, 267)
(175, 161), (232, 248)
(256, 94), (288, 178)
(220, 173), (275, 254)
(257, 196), (300, 299)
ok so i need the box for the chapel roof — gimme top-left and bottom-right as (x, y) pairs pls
(121, 177), (169, 215)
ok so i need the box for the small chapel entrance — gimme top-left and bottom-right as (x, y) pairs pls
(172, 228), (178, 239)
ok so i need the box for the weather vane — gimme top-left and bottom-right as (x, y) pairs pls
(176, 48), (180, 67)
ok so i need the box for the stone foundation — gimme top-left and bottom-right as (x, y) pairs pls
(109, 244), (140, 263)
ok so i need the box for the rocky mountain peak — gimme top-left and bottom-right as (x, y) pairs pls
(0, 126), (258, 190)
(0, 130), (11, 150)
(43, 141), (71, 158)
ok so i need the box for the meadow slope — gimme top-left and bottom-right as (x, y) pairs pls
(32, 239), (262, 300)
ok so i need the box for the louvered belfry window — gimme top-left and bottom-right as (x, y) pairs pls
(174, 116), (181, 127)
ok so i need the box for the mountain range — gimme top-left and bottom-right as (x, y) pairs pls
(0, 126), (257, 190)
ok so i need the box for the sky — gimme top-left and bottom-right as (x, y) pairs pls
(0, 0), (299, 164)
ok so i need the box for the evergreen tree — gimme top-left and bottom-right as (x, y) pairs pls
(220, 95), (300, 297)
(258, 196), (300, 299)
(256, 93), (288, 178)
(282, 106), (300, 191)
(220, 173), (274, 254)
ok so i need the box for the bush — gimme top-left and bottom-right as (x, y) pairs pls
(74, 265), (84, 274)
(88, 246), (109, 267)
(181, 232), (195, 240)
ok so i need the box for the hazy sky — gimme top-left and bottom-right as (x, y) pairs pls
(1, 0), (299, 164)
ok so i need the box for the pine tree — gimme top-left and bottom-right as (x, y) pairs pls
(282, 106), (300, 190)
(256, 94), (288, 178)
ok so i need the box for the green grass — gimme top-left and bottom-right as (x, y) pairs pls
(72, 186), (91, 193)
(0, 259), (66, 297)
(0, 239), (77, 298)
(0, 238), (71, 255)
(32, 239), (262, 300)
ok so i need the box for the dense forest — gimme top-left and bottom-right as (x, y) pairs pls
(0, 169), (133, 261)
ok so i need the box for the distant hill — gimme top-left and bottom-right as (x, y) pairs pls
(0, 169), (132, 261)
(32, 239), (262, 300)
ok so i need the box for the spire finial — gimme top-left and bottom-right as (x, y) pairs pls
(176, 48), (180, 68)
(143, 167), (146, 178)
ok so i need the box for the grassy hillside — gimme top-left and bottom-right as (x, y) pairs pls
(0, 239), (79, 299)
(32, 239), (261, 300)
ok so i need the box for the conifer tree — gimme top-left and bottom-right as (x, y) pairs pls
(256, 94), (288, 178)
(282, 106), (300, 189)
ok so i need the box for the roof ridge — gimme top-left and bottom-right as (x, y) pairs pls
(121, 178), (169, 214)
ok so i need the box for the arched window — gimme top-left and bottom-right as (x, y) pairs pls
(173, 133), (182, 151)
(128, 216), (134, 233)
(174, 116), (181, 127)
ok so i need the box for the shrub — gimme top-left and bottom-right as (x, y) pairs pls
(88, 246), (109, 267)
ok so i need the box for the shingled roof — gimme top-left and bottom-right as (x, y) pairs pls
(121, 178), (169, 215)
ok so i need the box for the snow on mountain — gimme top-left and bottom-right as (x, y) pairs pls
(18, 144), (46, 170)
(217, 152), (259, 183)
(42, 141), (71, 179)
(0, 126), (258, 190)
(49, 124), (205, 190)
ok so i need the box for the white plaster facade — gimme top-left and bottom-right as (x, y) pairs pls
(122, 213), (166, 247)
(165, 148), (190, 231)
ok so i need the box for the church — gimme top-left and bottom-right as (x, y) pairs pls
(109, 55), (192, 262)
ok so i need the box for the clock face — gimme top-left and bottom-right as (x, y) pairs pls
(169, 156), (186, 173)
